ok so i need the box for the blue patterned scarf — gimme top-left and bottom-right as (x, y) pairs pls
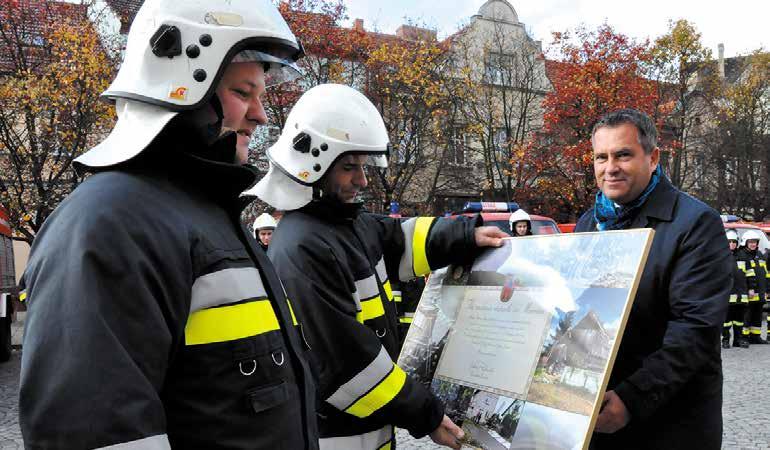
(593, 165), (662, 231)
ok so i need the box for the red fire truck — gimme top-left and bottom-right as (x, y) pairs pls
(0, 206), (16, 362)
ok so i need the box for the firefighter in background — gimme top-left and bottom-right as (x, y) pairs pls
(509, 209), (533, 237)
(17, 0), (318, 448)
(723, 230), (749, 348)
(736, 229), (768, 344)
(253, 213), (277, 251)
(248, 83), (509, 449)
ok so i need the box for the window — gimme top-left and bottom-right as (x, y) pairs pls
(484, 52), (515, 86)
(448, 128), (469, 165)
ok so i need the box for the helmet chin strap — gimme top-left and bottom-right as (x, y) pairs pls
(177, 94), (225, 146)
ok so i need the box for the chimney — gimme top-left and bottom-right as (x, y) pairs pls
(353, 18), (364, 32)
(718, 43), (725, 79)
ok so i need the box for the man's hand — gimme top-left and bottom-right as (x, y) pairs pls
(595, 390), (630, 434)
(429, 415), (465, 449)
(475, 226), (509, 248)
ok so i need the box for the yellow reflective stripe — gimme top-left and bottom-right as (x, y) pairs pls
(392, 290), (402, 303)
(378, 440), (393, 450)
(729, 294), (738, 303)
(412, 217), (434, 277)
(356, 297), (385, 323)
(382, 280), (394, 302)
(724, 322), (732, 327)
(746, 270), (756, 277)
(399, 317), (413, 324)
(185, 300), (279, 346)
(345, 365), (406, 418)
(742, 329), (750, 335)
(19, 291), (27, 302)
(751, 328), (762, 335)
(734, 321), (744, 326)
(741, 295), (749, 303)
(286, 299), (298, 326)
(737, 261), (746, 270)
(749, 294), (761, 302)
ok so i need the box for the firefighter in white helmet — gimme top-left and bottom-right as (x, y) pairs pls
(18, 1), (318, 448)
(509, 209), (533, 236)
(723, 229), (749, 348)
(247, 83), (508, 449)
(253, 213), (278, 251)
(736, 229), (768, 344)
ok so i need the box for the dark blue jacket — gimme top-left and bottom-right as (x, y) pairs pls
(577, 176), (731, 450)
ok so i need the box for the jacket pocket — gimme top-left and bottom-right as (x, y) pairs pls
(247, 380), (289, 414)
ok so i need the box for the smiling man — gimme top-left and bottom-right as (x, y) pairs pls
(575, 109), (731, 449)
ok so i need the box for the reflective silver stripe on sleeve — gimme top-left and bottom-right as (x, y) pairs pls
(398, 218), (418, 281)
(375, 257), (388, 283)
(326, 346), (393, 410)
(354, 274), (380, 301)
(190, 267), (267, 314)
(98, 434), (171, 450)
(319, 425), (393, 450)
(352, 290), (362, 312)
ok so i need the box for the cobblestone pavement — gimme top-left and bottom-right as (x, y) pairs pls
(2, 319), (768, 449)
(0, 350), (22, 450)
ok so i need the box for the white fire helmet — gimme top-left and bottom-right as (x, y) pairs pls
(509, 209), (531, 228)
(253, 213), (277, 233)
(248, 84), (389, 210)
(725, 229), (739, 242)
(741, 229), (764, 246)
(75, 0), (303, 170)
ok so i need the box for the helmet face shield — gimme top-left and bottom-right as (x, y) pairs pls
(231, 48), (303, 86)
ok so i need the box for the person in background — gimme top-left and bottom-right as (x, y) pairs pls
(509, 209), (533, 236)
(253, 212), (277, 251)
(735, 229), (767, 344)
(723, 229), (749, 348)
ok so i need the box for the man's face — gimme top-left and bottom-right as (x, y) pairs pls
(216, 62), (267, 164)
(258, 229), (273, 246)
(747, 240), (759, 251)
(321, 154), (368, 203)
(592, 123), (660, 205)
(729, 240), (738, 251)
(515, 222), (528, 236)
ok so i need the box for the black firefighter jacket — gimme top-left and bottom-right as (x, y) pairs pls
(736, 247), (767, 301)
(19, 125), (318, 449)
(268, 199), (481, 449)
(576, 176), (731, 450)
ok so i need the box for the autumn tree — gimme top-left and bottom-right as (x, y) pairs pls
(0, 0), (116, 244)
(651, 19), (717, 190)
(452, 18), (550, 202)
(709, 50), (769, 219)
(532, 24), (659, 219)
(363, 35), (467, 214)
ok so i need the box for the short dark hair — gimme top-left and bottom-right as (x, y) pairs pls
(591, 109), (658, 154)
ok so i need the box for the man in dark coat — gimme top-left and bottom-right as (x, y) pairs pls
(575, 109), (731, 450)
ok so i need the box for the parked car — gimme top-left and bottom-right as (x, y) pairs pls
(451, 202), (560, 235)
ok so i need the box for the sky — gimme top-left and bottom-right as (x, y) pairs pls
(344, 0), (768, 58)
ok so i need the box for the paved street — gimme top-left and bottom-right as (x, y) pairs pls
(2, 323), (769, 449)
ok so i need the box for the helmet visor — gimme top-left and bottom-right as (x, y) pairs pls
(232, 49), (302, 86)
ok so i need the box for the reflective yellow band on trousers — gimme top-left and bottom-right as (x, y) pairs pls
(724, 321), (732, 327)
(729, 294), (738, 303)
(185, 300), (279, 345)
(19, 291), (26, 301)
(345, 365), (407, 418)
(412, 217), (434, 277)
(357, 297), (385, 323)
